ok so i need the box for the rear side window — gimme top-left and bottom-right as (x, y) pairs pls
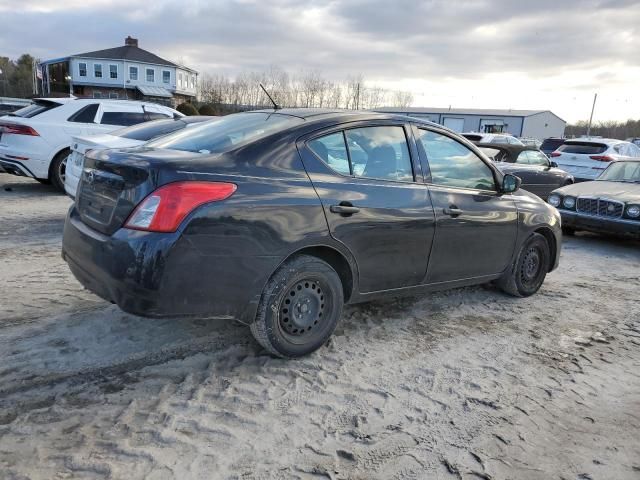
(145, 112), (172, 121)
(345, 127), (413, 181)
(68, 104), (99, 123)
(527, 150), (550, 166)
(10, 100), (61, 118)
(100, 111), (146, 126)
(557, 142), (607, 155)
(417, 129), (496, 191)
(479, 147), (506, 162)
(308, 132), (350, 175)
(113, 119), (186, 141)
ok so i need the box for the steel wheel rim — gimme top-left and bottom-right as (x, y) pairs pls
(520, 246), (543, 287)
(279, 279), (327, 341)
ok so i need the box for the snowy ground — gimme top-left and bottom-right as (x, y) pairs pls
(0, 175), (639, 480)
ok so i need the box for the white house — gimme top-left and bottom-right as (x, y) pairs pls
(40, 37), (198, 107)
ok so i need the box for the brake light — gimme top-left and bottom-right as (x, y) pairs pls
(589, 155), (614, 162)
(124, 181), (237, 233)
(550, 152), (561, 157)
(0, 121), (39, 136)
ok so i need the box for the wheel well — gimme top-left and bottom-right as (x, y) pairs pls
(48, 147), (71, 180)
(292, 246), (354, 302)
(534, 227), (556, 272)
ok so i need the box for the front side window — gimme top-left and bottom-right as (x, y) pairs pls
(129, 66), (138, 80)
(94, 64), (102, 78)
(79, 62), (87, 77)
(308, 132), (350, 175)
(109, 64), (118, 79)
(163, 70), (170, 84)
(100, 111), (145, 126)
(146, 68), (154, 82)
(418, 129), (496, 191)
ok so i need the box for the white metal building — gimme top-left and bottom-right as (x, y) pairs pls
(375, 107), (566, 139)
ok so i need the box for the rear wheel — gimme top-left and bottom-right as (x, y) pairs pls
(497, 233), (550, 297)
(250, 255), (344, 358)
(50, 149), (70, 192)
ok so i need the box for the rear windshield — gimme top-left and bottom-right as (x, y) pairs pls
(146, 112), (303, 154)
(112, 119), (188, 141)
(557, 142), (607, 155)
(540, 138), (564, 150)
(8, 100), (62, 118)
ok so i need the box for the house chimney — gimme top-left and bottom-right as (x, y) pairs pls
(125, 36), (138, 47)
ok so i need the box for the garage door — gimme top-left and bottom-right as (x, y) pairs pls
(442, 117), (465, 132)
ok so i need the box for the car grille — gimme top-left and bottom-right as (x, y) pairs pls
(576, 197), (624, 219)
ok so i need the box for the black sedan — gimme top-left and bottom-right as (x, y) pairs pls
(477, 143), (574, 199)
(548, 159), (640, 237)
(62, 109), (561, 358)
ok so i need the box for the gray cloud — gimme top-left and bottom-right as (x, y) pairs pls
(0, 0), (639, 82)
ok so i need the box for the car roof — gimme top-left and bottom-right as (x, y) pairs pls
(566, 137), (625, 145)
(35, 97), (175, 109)
(246, 108), (451, 132)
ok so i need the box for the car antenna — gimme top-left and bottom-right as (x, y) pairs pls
(259, 83), (281, 110)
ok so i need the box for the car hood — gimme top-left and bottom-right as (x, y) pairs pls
(553, 180), (640, 203)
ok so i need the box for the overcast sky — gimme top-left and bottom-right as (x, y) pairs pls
(1, 0), (639, 122)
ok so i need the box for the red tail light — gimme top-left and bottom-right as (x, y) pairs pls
(549, 152), (561, 157)
(124, 181), (237, 233)
(589, 155), (614, 162)
(0, 121), (39, 136)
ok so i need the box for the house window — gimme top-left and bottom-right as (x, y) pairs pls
(94, 64), (102, 78)
(93, 91), (102, 99)
(129, 66), (138, 81)
(162, 70), (170, 84)
(79, 63), (87, 77)
(146, 68), (154, 82)
(109, 64), (118, 79)
(178, 73), (182, 88)
(109, 92), (119, 99)
(191, 75), (196, 88)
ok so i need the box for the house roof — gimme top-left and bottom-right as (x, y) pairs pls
(71, 45), (178, 67)
(375, 107), (553, 117)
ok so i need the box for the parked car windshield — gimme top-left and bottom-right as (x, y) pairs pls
(8, 99), (62, 118)
(146, 112), (303, 153)
(557, 142), (607, 155)
(597, 161), (640, 182)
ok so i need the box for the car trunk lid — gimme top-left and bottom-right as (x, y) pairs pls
(76, 147), (205, 235)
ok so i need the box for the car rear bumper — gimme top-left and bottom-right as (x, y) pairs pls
(0, 157), (36, 178)
(560, 210), (640, 236)
(62, 207), (277, 323)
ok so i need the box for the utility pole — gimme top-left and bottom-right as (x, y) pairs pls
(586, 93), (597, 137)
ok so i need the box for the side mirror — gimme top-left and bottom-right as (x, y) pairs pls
(550, 161), (558, 168)
(501, 173), (521, 193)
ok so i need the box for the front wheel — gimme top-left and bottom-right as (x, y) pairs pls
(50, 149), (70, 192)
(250, 255), (344, 358)
(497, 233), (550, 297)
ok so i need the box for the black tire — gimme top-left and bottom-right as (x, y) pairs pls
(49, 149), (70, 192)
(562, 226), (576, 236)
(250, 255), (344, 358)
(497, 233), (550, 297)
(35, 178), (51, 185)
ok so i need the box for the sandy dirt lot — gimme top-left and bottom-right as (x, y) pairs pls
(0, 175), (639, 480)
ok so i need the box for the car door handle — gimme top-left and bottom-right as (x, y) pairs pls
(443, 206), (463, 216)
(330, 204), (360, 215)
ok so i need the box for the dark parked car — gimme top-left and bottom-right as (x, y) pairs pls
(62, 109), (562, 358)
(540, 137), (565, 156)
(548, 159), (640, 237)
(477, 143), (574, 199)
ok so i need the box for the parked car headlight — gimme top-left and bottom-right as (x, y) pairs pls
(548, 194), (561, 207)
(562, 196), (576, 209)
(627, 205), (640, 218)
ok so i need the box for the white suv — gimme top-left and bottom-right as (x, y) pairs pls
(550, 137), (640, 181)
(0, 98), (181, 191)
